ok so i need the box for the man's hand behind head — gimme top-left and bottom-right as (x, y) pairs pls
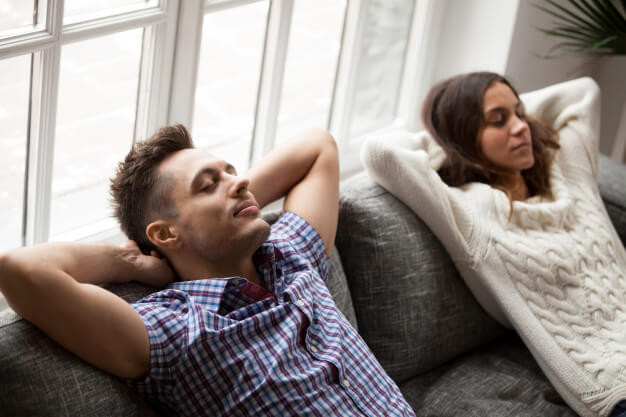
(120, 240), (176, 287)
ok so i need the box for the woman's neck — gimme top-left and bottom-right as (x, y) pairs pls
(496, 173), (529, 201)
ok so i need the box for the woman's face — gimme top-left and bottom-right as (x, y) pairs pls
(477, 82), (534, 173)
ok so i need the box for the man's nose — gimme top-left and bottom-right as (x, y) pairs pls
(230, 175), (250, 197)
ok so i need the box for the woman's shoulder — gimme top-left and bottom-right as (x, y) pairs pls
(361, 129), (447, 173)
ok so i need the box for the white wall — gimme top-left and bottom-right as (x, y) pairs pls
(505, 0), (595, 93)
(431, 0), (519, 83)
(593, 57), (626, 156)
(424, 0), (624, 158)
(505, 0), (625, 157)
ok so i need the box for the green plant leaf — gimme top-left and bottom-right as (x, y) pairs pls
(534, 0), (626, 56)
(576, 0), (620, 30)
(539, 28), (596, 44)
(544, 0), (606, 32)
(533, 2), (604, 34)
(591, 0), (626, 29)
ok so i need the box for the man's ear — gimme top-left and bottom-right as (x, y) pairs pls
(146, 220), (181, 250)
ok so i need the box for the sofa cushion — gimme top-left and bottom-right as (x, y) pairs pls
(0, 239), (354, 417)
(0, 282), (159, 417)
(336, 172), (506, 383)
(400, 333), (577, 417)
(599, 154), (626, 246)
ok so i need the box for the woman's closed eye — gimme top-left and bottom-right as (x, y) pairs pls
(487, 112), (506, 126)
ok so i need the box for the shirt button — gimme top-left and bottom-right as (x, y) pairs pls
(310, 346), (318, 353)
(296, 300), (305, 307)
(343, 379), (350, 388)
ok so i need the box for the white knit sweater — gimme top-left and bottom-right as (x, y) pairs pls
(361, 77), (626, 417)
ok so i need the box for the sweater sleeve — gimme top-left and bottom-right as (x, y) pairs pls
(361, 130), (477, 262)
(520, 77), (601, 179)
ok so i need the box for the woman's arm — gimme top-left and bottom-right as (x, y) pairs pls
(521, 77), (601, 178)
(361, 130), (479, 259)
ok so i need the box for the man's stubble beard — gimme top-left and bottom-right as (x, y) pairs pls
(186, 218), (271, 262)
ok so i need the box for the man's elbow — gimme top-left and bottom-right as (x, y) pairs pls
(0, 252), (21, 290)
(0, 252), (28, 309)
(0, 253), (8, 290)
(315, 129), (339, 169)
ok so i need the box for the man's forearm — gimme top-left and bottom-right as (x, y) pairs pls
(1, 242), (138, 286)
(247, 128), (336, 208)
(0, 242), (147, 318)
(0, 242), (158, 379)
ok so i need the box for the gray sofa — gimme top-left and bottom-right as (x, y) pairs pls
(1, 155), (624, 417)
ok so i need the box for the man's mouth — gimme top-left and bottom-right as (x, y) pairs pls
(234, 200), (259, 217)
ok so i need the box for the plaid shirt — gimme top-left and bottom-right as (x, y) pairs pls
(127, 212), (414, 416)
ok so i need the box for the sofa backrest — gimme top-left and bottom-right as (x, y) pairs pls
(0, 282), (160, 417)
(0, 216), (356, 417)
(599, 154), (626, 245)
(335, 172), (507, 384)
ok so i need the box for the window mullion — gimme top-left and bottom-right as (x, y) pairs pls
(168, 0), (204, 128)
(249, 0), (293, 167)
(0, 0), (62, 59)
(25, 46), (62, 246)
(327, 0), (367, 148)
(61, 7), (167, 45)
(396, 0), (443, 132)
(135, 1), (179, 142)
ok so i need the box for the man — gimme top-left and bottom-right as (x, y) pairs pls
(0, 125), (414, 416)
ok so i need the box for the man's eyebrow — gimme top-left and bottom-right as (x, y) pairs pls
(190, 162), (236, 190)
(190, 167), (218, 190)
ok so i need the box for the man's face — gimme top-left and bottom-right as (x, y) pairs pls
(158, 148), (270, 262)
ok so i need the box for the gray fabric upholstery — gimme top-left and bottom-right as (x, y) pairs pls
(336, 173), (506, 384)
(599, 154), (626, 246)
(400, 333), (577, 417)
(326, 248), (359, 330)
(0, 284), (157, 417)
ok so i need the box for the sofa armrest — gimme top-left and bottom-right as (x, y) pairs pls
(599, 154), (626, 245)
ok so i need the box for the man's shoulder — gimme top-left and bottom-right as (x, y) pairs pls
(265, 212), (324, 256)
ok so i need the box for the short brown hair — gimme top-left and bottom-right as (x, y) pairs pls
(110, 124), (193, 253)
(421, 72), (560, 197)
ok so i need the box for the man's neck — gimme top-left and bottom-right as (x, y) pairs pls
(173, 255), (265, 289)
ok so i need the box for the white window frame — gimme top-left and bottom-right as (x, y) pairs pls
(0, 0), (180, 246)
(169, 0), (428, 178)
(1, 0), (439, 313)
(0, 0), (437, 248)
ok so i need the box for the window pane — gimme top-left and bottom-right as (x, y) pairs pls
(350, 0), (414, 137)
(50, 29), (143, 239)
(192, 1), (269, 172)
(63, 0), (156, 23)
(0, 54), (30, 251)
(275, 0), (346, 144)
(0, 1), (36, 35)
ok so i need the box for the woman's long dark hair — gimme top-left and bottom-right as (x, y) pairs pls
(421, 72), (560, 197)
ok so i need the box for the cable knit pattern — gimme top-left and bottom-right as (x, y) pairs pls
(361, 77), (626, 417)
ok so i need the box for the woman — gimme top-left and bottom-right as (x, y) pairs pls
(361, 73), (626, 417)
